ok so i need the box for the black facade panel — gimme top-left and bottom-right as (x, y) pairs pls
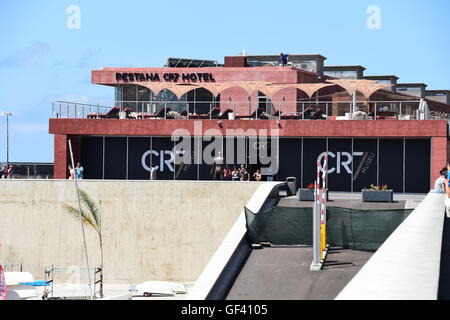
(79, 136), (431, 193)
(127, 137), (151, 180)
(405, 139), (431, 193)
(277, 138), (302, 186)
(199, 136), (224, 180)
(104, 137), (127, 180)
(327, 139), (352, 192)
(151, 137), (175, 180)
(379, 139), (404, 192)
(173, 136), (198, 180)
(80, 136), (103, 179)
(302, 139), (327, 188)
(353, 139), (378, 192)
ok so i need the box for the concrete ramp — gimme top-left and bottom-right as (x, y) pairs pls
(336, 192), (445, 300)
(226, 246), (372, 300)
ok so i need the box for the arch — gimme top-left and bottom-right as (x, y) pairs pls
(326, 79), (391, 98)
(225, 81), (271, 97)
(199, 83), (237, 97)
(164, 84), (198, 99)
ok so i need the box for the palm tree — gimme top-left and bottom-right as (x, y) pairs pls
(62, 189), (104, 298)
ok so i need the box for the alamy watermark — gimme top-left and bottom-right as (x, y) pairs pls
(367, 5), (381, 30)
(140, 121), (280, 177)
(66, 5), (81, 30)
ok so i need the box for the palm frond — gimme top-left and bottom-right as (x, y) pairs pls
(62, 202), (99, 235)
(79, 190), (101, 229)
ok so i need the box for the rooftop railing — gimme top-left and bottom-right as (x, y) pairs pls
(51, 100), (446, 120)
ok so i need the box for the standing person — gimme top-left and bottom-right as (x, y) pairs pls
(7, 165), (14, 179)
(442, 177), (450, 218)
(0, 265), (7, 300)
(232, 166), (240, 181)
(434, 167), (447, 193)
(68, 165), (76, 180)
(1, 165), (7, 179)
(224, 166), (232, 181)
(266, 166), (274, 181)
(211, 151), (224, 180)
(447, 163), (450, 187)
(150, 163), (157, 180)
(279, 53), (289, 67)
(253, 169), (262, 182)
(75, 162), (84, 180)
(241, 169), (250, 182)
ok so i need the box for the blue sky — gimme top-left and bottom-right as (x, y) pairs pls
(0, 0), (449, 162)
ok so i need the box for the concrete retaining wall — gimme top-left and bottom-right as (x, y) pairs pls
(0, 180), (260, 284)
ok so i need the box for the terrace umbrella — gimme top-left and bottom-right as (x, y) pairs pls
(256, 83), (334, 115)
(355, 82), (392, 116)
(326, 79), (379, 114)
(294, 83), (335, 115)
(294, 83), (335, 98)
(356, 82), (392, 100)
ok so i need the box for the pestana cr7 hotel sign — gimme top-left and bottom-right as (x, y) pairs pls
(115, 72), (216, 83)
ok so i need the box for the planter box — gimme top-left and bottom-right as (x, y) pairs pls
(298, 189), (328, 201)
(362, 190), (393, 202)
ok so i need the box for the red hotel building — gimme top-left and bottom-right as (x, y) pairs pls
(49, 55), (450, 193)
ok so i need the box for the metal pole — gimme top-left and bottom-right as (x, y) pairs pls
(6, 113), (9, 167)
(352, 91), (356, 114)
(312, 181), (320, 268)
(321, 155), (328, 257)
(68, 139), (94, 300)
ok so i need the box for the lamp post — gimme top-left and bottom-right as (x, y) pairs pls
(1, 112), (12, 167)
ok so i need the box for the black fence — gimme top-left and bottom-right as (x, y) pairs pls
(0, 162), (54, 179)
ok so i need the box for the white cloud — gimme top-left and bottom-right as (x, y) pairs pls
(0, 42), (51, 68)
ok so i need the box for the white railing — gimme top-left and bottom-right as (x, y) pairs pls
(51, 100), (446, 120)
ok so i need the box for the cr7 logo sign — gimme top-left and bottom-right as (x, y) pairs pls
(317, 152), (365, 174)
